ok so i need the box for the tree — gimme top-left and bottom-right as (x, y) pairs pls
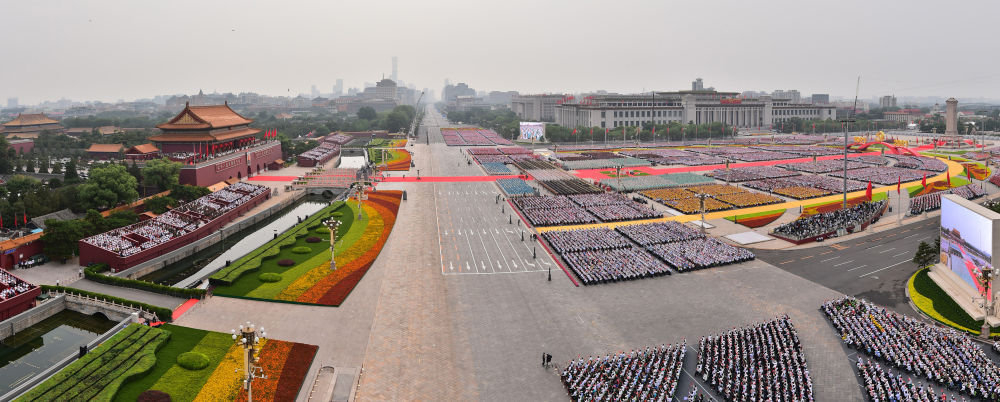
(77, 163), (139, 210)
(127, 160), (142, 183)
(64, 157), (79, 181)
(38, 157), (49, 173)
(142, 158), (182, 192)
(912, 240), (938, 268)
(386, 110), (410, 133)
(357, 106), (377, 120)
(51, 162), (62, 175)
(47, 177), (61, 188)
(41, 219), (86, 262)
(170, 184), (210, 202)
(144, 195), (177, 214)
(24, 158), (35, 173)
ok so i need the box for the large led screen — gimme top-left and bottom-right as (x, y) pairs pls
(940, 196), (993, 296)
(519, 122), (545, 141)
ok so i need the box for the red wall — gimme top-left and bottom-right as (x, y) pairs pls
(0, 239), (44, 270)
(179, 142), (281, 187)
(0, 285), (41, 321)
(78, 191), (270, 271)
(9, 141), (34, 154)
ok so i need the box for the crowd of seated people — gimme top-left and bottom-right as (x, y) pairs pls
(82, 183), (269, 257)
(779, 159), (867, 173)
(696, 315), (814, 402)
(823, 296), (1000, 400)
(888, 155), (949, 172)
(714, 192), (783, 208)
(772, 200), (886, 241)
(480, 162), (513, 175)
(523, 207), (598, 227)
(828, 167), (930, 185)
(615, 222), (702, 246)
(584, 204), (661, 222)
(645, 238), (755, 272)
(989, 174), (1000, 187)
(560, 343), (686, 401)
(0, 271), (35, 301)
(561, 247), (672, 284)
(496, 178), (535, 197)
(707, 166), (801, 182)
(908, 194), (941, 215)
(542, 228), (631, 254)
(856, 358), (943, 402)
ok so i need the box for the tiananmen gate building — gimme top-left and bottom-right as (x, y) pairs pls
(149, 102), (282, 186)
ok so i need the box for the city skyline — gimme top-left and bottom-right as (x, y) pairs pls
(3, 0), (1000, 104)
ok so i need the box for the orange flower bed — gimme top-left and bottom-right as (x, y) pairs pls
(384, 151), (411, 171)
(801, 195), (870, 217)
(963, 163), (989, 180)
(732, 211), (784, 228)
(293, 190), (402, 306)
(234, 341), (318, 402)
(913, 180), (952, 197)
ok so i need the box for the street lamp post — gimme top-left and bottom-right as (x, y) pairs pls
(975, 266), (998, 339)
(697, 193), (708, 237)
(230, 322), (267, 402)
(840, 117), (856, 208)
(324, 219), (341, 270)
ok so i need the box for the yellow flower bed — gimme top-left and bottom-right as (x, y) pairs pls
(276, 203), (383, 301)
(907, 269), (978, 334)
(193, 339), (268, 402)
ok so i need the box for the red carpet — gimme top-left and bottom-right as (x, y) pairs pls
(381, 175), (525, 182)
(573, 151), (882, 180)
(249, 176), (299, 182)
(172, 298), (199, 321)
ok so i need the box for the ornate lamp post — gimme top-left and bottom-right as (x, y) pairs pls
(324, 219), (341, 270)
(974, 266), (997, 339)
(230, 322), (267, 401)
(696, 193), (709, 237)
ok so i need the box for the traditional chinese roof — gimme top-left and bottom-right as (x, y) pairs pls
(2, 113), (59, 127)
(126, 143), (160, 154)
(157, 103), (253, 130)
(87, 143), (124, 153)
(147, 127), (260, 143)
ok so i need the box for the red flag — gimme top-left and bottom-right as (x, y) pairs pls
(1, 214), (4, 229)
(946, 171), (951, 188)
(897, 177), (900, 195)
(967, 167), (972, 181)
(589, 128), (593, 137)
(865, 181), (872, 201)
(921, 174), (926, 187)
(571, 128), (577, 136)
(23, 213), (26, 225)
(651, 126), (656, 136)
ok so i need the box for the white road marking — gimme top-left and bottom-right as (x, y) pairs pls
(846, 264), (868, 272)
(859, 260), (911, 277)
(449, 262), (454, 271)
(820, 256), (840, 262)
(878, 247), (896, 253)
(833, 260), (854, 267)
(892, 251), (910, 258)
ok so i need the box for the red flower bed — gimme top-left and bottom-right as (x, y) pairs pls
(732, 212), (783, 228)
(277, 259), (295, 266)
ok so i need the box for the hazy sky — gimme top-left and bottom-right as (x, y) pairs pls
(3, 0), (1000, 104)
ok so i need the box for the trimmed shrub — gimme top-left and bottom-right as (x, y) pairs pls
(277, 259), (295, 267)
(177, 352), (211, 370)
(259, 272), (282, 282)
(314, 227), (331, 234)
(262, 246), (280, 259)
(306, 236), (322, 243)
(138, 390), (172, 402)
(292, 246), (311, 254)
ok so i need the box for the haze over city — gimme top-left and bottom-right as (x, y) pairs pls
(3, 0), (1000, 104)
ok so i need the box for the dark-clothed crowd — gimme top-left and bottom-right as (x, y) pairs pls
(561, 343), (686, 401)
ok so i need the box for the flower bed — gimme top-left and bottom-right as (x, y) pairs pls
(369, 148), (411, 171)
(212, 191), (402, 306)
(725, 209), (786, 228)
(111, 324), (317, 402)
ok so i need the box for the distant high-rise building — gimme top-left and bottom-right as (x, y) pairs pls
(811, 94), (830, 105)
(772, 90), (801, 104)
(333, 79), (344, 97)
(391, 57), (398, 82)
(879, 95), (897, 109)
(692, 78), (704, 91)
(6, 97), (17, 108)
(311, 85), (319, 98)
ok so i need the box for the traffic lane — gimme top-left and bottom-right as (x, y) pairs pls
(754, 220), (940, 312)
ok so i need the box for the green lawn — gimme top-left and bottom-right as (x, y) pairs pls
(909, 268), (1000, 336)
(725, 209), (786, 222)
(114, 325), (227, 402)
(211, 202), (353, 285)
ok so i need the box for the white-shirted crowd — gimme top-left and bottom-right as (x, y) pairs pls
(856, 357), (945, 402)
(772, 200), (886, 241)
(0, 270), (35, 301)
(560, 343), (687, 402)
(696, 315), (814, 402)
(823, 296), (1000, 400)
(82, 182), (268, 257)
(645, 238), (755, 273)
(561, 247), (672, 285)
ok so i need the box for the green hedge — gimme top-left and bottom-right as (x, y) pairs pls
(911, 269), (984, 331)
(291, 246), (311, 254)
(85, 263), (206, 299)
(258, 272), (282, 282)
(15, 324), (169, 401)
(42, 285), (174, 322)
(210, 202), (346, 285)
